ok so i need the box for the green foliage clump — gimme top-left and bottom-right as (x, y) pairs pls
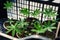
(19, 8), (40, 17)
(31, 21), (46, 34)
(31, 21), (56, 34)
(32, 9), (40, 17)
(43, 21), (56, 32)
(43, 8), (58, 18)
(6, 19), (28, 37)
(4, 1), (13, 9)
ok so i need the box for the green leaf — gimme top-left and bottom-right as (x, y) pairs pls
(14, 21), (19, 27)
(6, 29), (12, 33)
(15, 27), (21, 34)
(19, 8), (30, 17)
(43, 21), (56, 32)
(37, 30), (45, 33)
(32, 9), (40, 17)
(43, 8), (56, 18)
(32, 21), (47, 34)
(50, 27), (56, 29)
(6, 19), (28, 37)
(31, 29), (37, 32)
(4, 1), (13, 9)
(11, 24), (15, 29)
(48, 28), (52, 32)
(51, 23), (55, 26)
(7, 26), (12, 29)
(12, 29), (15, 37)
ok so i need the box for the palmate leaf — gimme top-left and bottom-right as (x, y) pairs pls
(6, 19), (28, 37)
(7, 24), (16, 36)
(32, 9), (40, 17)
(37, 24), (42, 30)
(43, 21), (56, 32)
(34, 23), (41, 30)
(45, 8), (52, 13)
(6, 25), (21, 36)
(48, 11), (56, 17)
(32, 21), (47, 34)
(34, 21), (42, 30)
(43, 12), (50, 17)
(45, 21), (52, 26)
(6, 23), (16, 29)
(19, 8), (30, 16)
(45, 8), (50, 13)
(43, 8), (57, 18)
(4, 1), (13, 9)
(50, 13), (58, 17)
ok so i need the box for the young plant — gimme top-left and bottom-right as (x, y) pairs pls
(43, 21), (56, 32)
(6, 21), (21, 37)
(18, 19), (28, 28)
(19, 8), (40, 17)
(4, 1), (13, 9)
(32, 9), (40, 17)
(19, 8), (30, 17)
(6, 19), (28, 37)
(43, 8), (58, 19)
(31, 21), (47, 34)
